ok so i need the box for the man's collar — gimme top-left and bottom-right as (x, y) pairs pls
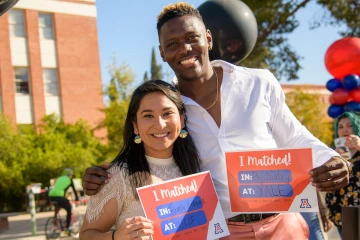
(171, 60), (235, 86)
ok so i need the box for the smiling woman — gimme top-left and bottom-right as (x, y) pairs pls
(79, 80), (202, 240)
(133, 91), (184, 159)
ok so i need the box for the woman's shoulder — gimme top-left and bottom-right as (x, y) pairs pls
(106, 164), (129, 184)
(85, 165), (129, 223)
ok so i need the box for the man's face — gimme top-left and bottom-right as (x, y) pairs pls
(159, 15), (212, 81)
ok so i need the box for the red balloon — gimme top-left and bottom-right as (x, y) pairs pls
(329, 94), (335, 104)
(350, 88), (360, 103)
(325, 37), (360, 79)
(332, 88), (349, 105)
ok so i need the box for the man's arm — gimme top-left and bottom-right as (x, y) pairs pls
(82, 162), (112, 196)
(267, 72), (349, 191)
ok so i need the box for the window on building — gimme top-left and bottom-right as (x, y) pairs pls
(43, 68), (59, 95)
(38, 13), (54, 40)
(8, 10), (26, 38)
(14, 67), (30, 94)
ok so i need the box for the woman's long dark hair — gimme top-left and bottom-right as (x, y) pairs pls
(111, 80), (202, 199)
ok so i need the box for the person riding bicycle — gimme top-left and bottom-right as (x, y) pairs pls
(49, 168), (79, 233)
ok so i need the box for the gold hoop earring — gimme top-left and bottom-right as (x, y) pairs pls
(179, 129), (188, 138)
(134, 135), (142, 144)
(208, 45), (212, 50)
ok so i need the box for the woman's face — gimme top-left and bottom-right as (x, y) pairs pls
(133, 91), (184, 159)
(337, 117), (354, 137)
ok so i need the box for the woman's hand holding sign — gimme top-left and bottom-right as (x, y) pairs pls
(115, 216), (154, 240)
(309, 156), (350, 191)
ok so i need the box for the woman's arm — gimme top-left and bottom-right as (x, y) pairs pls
(80, 198), (154, 240)
(80, 198), (118, 240)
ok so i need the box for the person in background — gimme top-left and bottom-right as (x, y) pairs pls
(79, 80), (202, 240)
(326, 111), (359, 235)
(49, 168), (79, 232)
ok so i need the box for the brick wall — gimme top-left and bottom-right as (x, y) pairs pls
(0, 13), (16, 124)
(54, 13), (106, 138)
(26, 9), (45, 127)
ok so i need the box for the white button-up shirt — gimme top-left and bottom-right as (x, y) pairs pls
(173, 60), (338, 218)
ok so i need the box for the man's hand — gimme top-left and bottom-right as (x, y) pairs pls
(82, 162), (111, 196)
(309, 156), (350, 192)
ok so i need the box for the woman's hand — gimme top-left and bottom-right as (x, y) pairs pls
(345, 135), (360, 150)
(115, 216), (154, 240)
(320, 214), (333, 232)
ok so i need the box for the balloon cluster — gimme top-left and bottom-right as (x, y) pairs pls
(325, 37), (360, 118)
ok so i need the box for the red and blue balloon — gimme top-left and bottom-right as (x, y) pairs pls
(325, 37), (360, 118)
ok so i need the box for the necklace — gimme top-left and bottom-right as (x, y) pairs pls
(176, 66), (219, 110)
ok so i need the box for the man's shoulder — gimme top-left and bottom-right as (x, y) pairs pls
(212, 60), (276, 84)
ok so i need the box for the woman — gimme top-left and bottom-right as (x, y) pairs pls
(79, 80), (201, 240)
(326, 111), (360, 234)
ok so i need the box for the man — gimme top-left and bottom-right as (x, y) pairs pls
(49, 168), (79, 232)
(82, 2), (350, 239)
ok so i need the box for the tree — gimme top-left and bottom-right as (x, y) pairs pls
(107, 57), (134, 102)
(150, 47), (163, 80)
(100, 59), (136, 159)
(0, 114), (105, 212)
(143, 71), (149, 82)
(315, 0), (359, 37)
(0, 114), (31, 211)
(240, 0), (357, 81)
(285, 88), (334, 146)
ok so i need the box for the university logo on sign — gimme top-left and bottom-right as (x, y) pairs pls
(214, 223), (224, 235)
(300, 199), (312, 208)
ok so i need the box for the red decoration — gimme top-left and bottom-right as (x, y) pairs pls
(332, 88), (349, 105)
(329, 94), (335, 104)
(325, 37), (360, 79)
(350, 88), (360, 103)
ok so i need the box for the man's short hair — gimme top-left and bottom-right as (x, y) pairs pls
(157, 2), (203, 35)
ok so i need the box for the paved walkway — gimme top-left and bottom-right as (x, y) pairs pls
(0, 206), (341, 240)
(0, 205), (86, 240)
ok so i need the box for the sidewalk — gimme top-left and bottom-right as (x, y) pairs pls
(0, 205), (86, 240)
(0, 205), (341, 240)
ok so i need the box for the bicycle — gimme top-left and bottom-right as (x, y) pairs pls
(45, 200), (83, 240)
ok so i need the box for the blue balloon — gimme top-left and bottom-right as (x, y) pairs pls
(328, 104), (345, 118)
(326, 78), (342, 92)
(342, 74), (359, 90)
(344, 101), (360, 112)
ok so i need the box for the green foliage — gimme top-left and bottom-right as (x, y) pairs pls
(241, 0), (308, 81)
(106, 57), (134, 101)
(285, 88), (334, 146)
(150, 47), (163, 80)
(0, 114), (105, 212)
(240, 0), (356, 81)
(143, 71), (149, 82)
(316, 0), (360, 37)
(0, 115), (31, 210)
(99, 59), (135, 159)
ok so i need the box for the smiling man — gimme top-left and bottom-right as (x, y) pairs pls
(82, 2), (351, 239)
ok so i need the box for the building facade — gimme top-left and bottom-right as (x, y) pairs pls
(0, 0), (105, 137)
(281, 83), (331, 119)
(281, 84), (331, 104)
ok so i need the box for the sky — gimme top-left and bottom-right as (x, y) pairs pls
(95, 0), (346, 87)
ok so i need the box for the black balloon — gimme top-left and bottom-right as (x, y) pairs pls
(198, 0), (258, 64)
(0, 0), (19, 17)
